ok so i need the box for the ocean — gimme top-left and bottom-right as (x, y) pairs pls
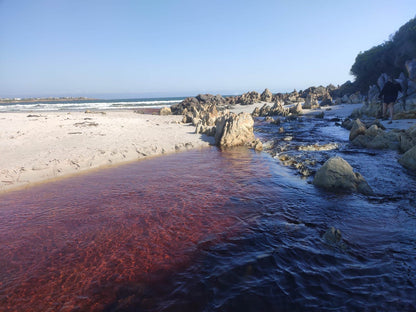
(0, 97), (184, 112)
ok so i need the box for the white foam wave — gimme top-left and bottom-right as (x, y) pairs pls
(0, 99), (182, 112)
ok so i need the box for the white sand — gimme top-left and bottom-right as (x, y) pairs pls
(0, 111), (214, 193)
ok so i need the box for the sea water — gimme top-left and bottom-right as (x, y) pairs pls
(0, 97), (184, 112)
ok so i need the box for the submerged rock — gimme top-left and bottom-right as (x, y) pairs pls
(323, 227), (342, 244)
(313, 156), (374, 195)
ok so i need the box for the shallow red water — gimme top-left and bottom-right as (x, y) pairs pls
(0, 147), (268, 311)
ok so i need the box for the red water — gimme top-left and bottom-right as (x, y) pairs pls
(0, 147), (267, 311)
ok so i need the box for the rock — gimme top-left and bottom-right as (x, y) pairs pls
(250, 139), (263, 151)
(377, 73), (390, 90)
(399, 145), (416, 171)
(269, 101), (289, 116)
(235, 91), (261, 105)
(159, 107), (172, 115)
(406, 59), (416, 81)
(170, 94), (226, 115)
(351, 127), (402, 150)
(320, 93), (333, 106)
(258, 104), (271, 116)
(349, 119), (366, 141)
(261, 88), (273, 102)
(367, 84), (380, 104)
(348, 92), (363, 104)
(323, 227), (342, 244)
(215, 112), (256, 148)
(252, 107), (261, 117)
(399, 125), (416, 153)
(341, 118), (353, 130)
(313, 156), (374, 195)
(289, 103), (303, 115)
(303, 94), (319, 109)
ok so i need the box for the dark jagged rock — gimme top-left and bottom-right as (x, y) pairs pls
(234, 91), (261, 105)
(171, 94), (226, 116)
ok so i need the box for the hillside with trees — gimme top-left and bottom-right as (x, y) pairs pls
(350, 16), (416, 92)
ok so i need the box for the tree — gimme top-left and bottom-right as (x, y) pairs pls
(350, 16), (416, 92)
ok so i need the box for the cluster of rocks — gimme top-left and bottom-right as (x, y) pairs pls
(170, 94), (228, 116)
(343, 118), (416, 170)
(252, 101), (290, 117)
(352, 59), (416, 119)
(163, 94), (262, 150)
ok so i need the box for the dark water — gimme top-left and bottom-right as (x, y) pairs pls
(0, 117), (416, 311)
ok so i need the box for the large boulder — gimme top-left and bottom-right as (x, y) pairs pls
(261, 88), (273, 102)
(399, 145), (416, 171)
(215, 112), (255, 148)
(313, 156), (374, 195)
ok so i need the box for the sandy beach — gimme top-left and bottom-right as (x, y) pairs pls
(1, 103), (415, 194)
(0, 110), (214, 193)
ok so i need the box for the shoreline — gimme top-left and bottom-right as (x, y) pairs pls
(1, 102), (414, 194)
(0, 110), (214, 194)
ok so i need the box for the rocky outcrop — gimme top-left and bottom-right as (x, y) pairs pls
(348, 92), (364, 104)
(234, 91), (261, 105)
(289, 102), (303, 115)
(399, 145), (416, 171)
(303, 94), (319, 109)
(159, 107), (172, 115)
(405, 59), (416, 81)
(313, 156), (374, 195)
(171, 94), (226, 115)
(399, 125), (416, 153)
(320, 93), (333, 106)
(194, 105), (221, 136)
(260, 88), (273, 102)
(215, 112), (262, 150)
(347, 120), (415, 152)
(349, 119), (367, 141)
(252, 102), (289, 118)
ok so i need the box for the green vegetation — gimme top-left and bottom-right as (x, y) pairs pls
(350, 16), (416, 92)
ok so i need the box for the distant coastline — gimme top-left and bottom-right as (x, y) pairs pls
(0, 96), (96, 104)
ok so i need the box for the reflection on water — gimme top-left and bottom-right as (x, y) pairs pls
(1, 120), (416, 311)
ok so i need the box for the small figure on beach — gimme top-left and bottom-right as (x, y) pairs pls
(379, 78), (402, 124)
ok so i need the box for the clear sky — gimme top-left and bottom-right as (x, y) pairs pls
(1, 0), (415, 98)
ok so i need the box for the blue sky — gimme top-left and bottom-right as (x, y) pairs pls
(0, 0), (415, 98)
